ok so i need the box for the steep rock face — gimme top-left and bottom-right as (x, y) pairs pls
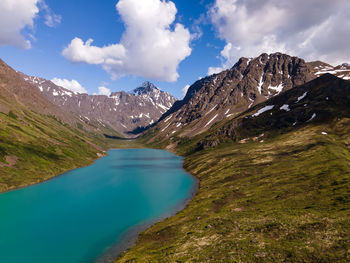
(22, 77), (177, 136)
(151, 53), (350, 140)
(154, 53), (316, 138)
(198, 74), (350, 149)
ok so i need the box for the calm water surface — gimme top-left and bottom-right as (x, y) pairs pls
(0, 149), (195, 263)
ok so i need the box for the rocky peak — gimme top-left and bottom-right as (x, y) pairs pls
(151, 53), (320, 140)
(22, 75), (177, 137)
(131, 81), (159, 96)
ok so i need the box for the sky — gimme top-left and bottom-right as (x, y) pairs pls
(0, 0), (349, 99)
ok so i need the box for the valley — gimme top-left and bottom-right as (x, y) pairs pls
(117, 74), (350, 262)
(0, 53), (349, 263)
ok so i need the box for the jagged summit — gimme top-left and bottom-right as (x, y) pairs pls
(147, 52), (350, 142)
(131, 81), (159, 95)
(198, 73), (350, 149)
(22, 75), (177, 137)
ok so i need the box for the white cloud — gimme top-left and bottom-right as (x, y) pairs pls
(209, 0), (350, 72)
(62, 0), (192, 82)
(51, 78), (87, 94)
(0, 0), (40, 49)
(208, 66), (224, 76)
(0, 0), (61, 48)
(182, 84), (190, 98)
(98, 86), (111, 96)
(40, 1), (62, 27)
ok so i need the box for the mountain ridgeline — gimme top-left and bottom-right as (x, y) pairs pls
(23, 76), (176, 137)
(1, 52), (349, 262)
(118, 56), (350, 262)
(147, 53), (350, 145)
(197, 73), (350, 149)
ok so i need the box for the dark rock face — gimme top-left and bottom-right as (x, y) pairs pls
(153, 53), (316, 138)
(22, 76), (177, 137)
(197, 74), (350, 149)
(151, 52), (350, 140)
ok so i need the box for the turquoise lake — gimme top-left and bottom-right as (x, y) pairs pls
(0, 149), (196, 263)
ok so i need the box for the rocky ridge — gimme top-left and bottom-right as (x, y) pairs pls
(149, 53), (350, 141)
(22, 77), (177, 137)
(198, 73), (350, 149)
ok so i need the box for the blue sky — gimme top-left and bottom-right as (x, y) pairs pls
(0, 0), (225, 98)
(0, 0), (349, 98)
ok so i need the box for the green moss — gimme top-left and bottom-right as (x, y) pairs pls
(117, 118), (350, 262)
(8, 110), (17, 120)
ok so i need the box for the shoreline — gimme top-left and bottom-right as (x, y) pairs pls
(95, 166), (199, 263)
(0, 151), (108, 195)
(0, 146), (199, 263)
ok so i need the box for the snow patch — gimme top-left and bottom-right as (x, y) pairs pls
(307, 113), (316, 122)
(205, 104), (217, 116)
(280, 104), (290, 111)
(296, 92), (307, 103)
(252, 105), (274, 117)
(257, 74), (264, 94)
(268, 83), (283, 94)
(205, 114), (218, 127)
(157, 104), (169, 111)
(164, 115), (173, 123)
(161, 123), (171, 132)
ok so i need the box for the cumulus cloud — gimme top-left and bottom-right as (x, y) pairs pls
(98, 86), (111, 96)
(51, 78), (87, 94)
(182, 84), (190, 98)
(0, 0), (40, 48)
(62, 0), (192, 82)
(209, 0), (350, 72)
(0, 0), (61, 48)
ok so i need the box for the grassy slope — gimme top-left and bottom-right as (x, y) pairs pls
(117, 118), (350, 262)
(0, 98), (140, 192)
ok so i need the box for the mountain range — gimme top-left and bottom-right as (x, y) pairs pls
(22, 75), (176, 137)
(0, 52), (349, 262)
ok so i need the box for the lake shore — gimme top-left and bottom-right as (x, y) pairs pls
(95, 169), (199, 263)
(0, 151), (107, 195)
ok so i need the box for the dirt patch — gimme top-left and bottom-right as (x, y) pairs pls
(0, 155), (18, 168)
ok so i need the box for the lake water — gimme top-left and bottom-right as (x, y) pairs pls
(0, 149), (196, 263)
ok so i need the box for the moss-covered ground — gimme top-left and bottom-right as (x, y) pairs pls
(117, 118), (350, 262)
(0, 103), (144, 192)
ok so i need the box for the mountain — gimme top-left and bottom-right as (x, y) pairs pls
(22, 76), (177, 137)
(197, 73), (350, 149)
(147, 53), (350, 143)
(119, 74), (350, 263)
(0, 59), (116, 192)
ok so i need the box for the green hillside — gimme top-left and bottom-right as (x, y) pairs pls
(0, 102), (106, 192)
(117, 76), (350, 262)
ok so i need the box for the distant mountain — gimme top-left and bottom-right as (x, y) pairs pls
(0, 59), (113, 192)
(22, 76), (177, 137)
(146, 53), (350, 142)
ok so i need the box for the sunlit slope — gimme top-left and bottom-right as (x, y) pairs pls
(117, 75), (350, 262)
